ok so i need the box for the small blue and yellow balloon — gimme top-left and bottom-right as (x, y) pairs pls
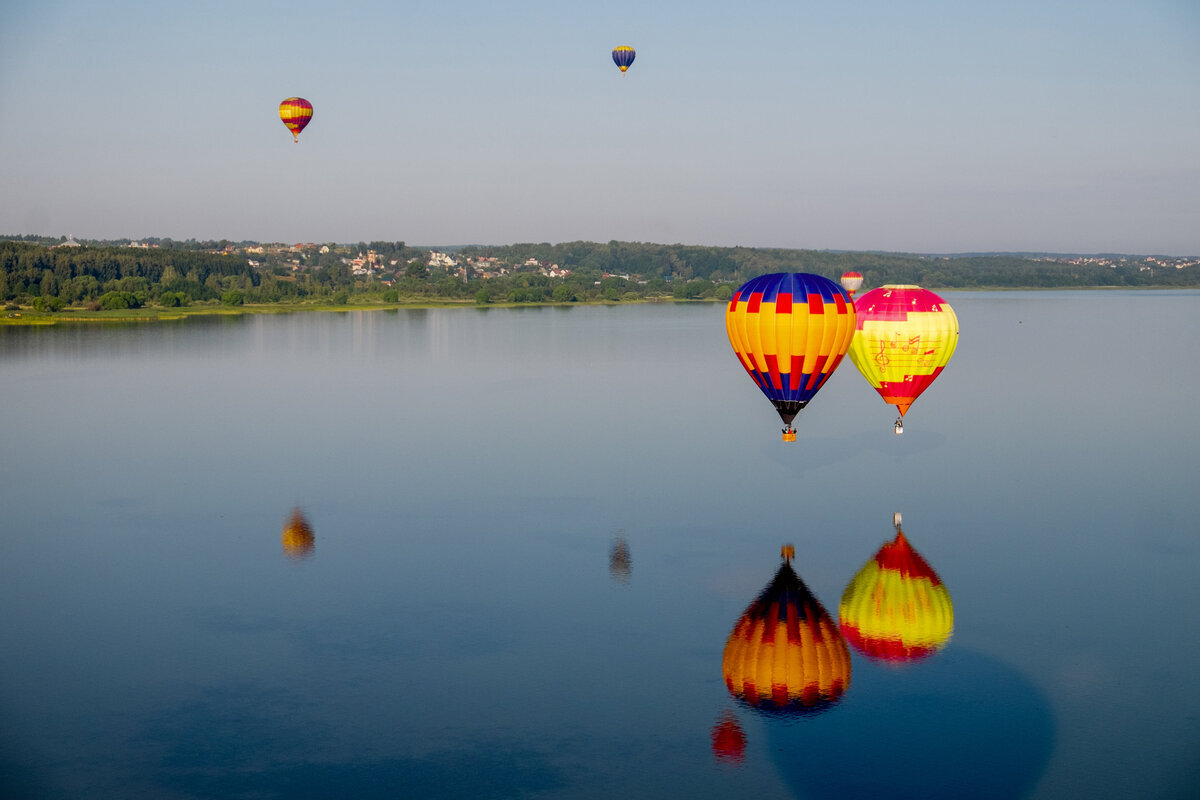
(612, 46), (635, 74)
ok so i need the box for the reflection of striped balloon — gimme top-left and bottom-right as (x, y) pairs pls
(611, 46), (636, 73)
(725, 273), (856, 432)
(278, 97), (313, 142)
(839, 531), (953, 663)
(281, 508), (315, 559)
(722, 560), (851, 715)
(846, 285), (958, 419)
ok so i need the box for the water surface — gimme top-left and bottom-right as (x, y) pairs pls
(2, 294), (1198, 799)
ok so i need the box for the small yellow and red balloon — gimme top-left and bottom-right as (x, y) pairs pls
(278, 97), (313, 143)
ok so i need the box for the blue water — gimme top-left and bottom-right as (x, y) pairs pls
(2, 294), (1198, 799)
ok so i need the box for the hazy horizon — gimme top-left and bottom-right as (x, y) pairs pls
(6, 233), (1197, 260)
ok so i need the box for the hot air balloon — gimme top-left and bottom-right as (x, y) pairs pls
(725, 273), (857, 441)
(840, 271), (864, 297)
(846, 284), (958, 434)
(278, 97), (313, 143)
(722, 545), (851, 716)
(281, 507), (315, 559)
(839, 513), (953, 664)
(612, 46), (636, 73)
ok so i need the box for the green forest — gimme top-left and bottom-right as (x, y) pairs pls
(2, 237), (1196, 317)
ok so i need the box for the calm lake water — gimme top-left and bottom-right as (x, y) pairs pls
(2, 293), (1198, 799)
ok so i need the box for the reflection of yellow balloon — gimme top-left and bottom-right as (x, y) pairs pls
(722, 548), (851, 715)
(281, 508), (314, 559)
(839, 523), (952, 664)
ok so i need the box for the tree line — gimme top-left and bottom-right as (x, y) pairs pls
(463, 241), (1199, 289)
(2, 238), (1196, 313)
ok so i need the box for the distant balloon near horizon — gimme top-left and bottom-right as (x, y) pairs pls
(278, 97), (313, 143)
(840, 271), (864, 297)
(846, 285), (958, 433)
(725, 272), (856, 442)
(612, 46), (635, 73)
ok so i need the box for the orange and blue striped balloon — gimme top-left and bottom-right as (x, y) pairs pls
(278, 97), (313, 143)
(612, 46), (635, 73)
(725, 273), (857, 437)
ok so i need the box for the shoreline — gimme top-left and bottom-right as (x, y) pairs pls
(2, 285), (1195, 327)
(0, 297), (694, 326)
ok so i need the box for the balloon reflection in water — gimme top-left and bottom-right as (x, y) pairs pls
(710, 709), (747, 765)
(281, 508), (314, 559)
(609, 533), (631, 583)
(839, 513), (953, 664)
(722, 545), (851, 715)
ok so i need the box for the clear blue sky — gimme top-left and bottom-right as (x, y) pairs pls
(2, 0), (1197, 253)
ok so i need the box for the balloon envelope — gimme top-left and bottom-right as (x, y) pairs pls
(839, 529), (953, 663)
(612, 46), (636, 72)
(846, 285), (958, 418)
(278, 97), (313, 142)
(725, 273), (856, 431)
(840, 271), (864, 297)
(722, 556), (851, 716)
